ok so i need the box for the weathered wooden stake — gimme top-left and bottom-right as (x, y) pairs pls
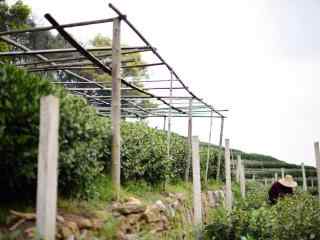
(204, 110), (213, 185)
(216, 117), (224, 180)
(111, 17), (121, 199)
(236, 155), (241, 183)
(185, 98), (193, 182)
(36, 96), (59, 240)
(239, 158), (246, 198)
(311, 178), (314, 188)
(314, 142), (320, 200)
(224, 138), (232, 210)
(192, 136), (202, 225)
(301, 162), (307, 191)
(163, 116), (166, 131)
(281, 168), (285, 179)
(252, 174), (255, 181)
(264, 178), (267, 186)
(275, 172), (278, 181)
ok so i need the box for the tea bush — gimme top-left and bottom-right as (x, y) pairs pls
(1, 64), (221, 199)
(204, 185), (320, 240)
(0, 64), (110, 199)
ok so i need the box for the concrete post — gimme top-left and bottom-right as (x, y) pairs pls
(236, 155), (241, 183)
(185, 99), (193, 182)
(302, 162), (307, 191)
(192, 136), (202, 225)
(281, 168), (285, 179)
(111, 17), (121, 199)
(240, 161), (246, 198)
(36, 96), (59, 240)
(314, 142), (320, 200)
(224, 139), (232, 211)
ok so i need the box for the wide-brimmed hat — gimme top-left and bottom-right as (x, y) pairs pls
(279, 175), (297, 188)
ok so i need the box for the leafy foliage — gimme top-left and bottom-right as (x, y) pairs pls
(204, 184), (320, 240)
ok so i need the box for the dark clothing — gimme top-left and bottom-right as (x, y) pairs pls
(268, 181), (293, 204)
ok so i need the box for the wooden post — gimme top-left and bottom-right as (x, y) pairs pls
(36, 96), (59, 240)
(301, 162), (307, 191)
(216, 117), (224, 180)
(314, 142), (320, 200)
(264, 178), (267, 186)
(236, 155), (241, 183)
(311, 178), (314, 188)
(163, 116), (166, 131)
(224, 138), (232, 210)
(281, 168), (285, 179)
(111, 17), (121, 199)
(204, 110), (213, 185)
(185, 98), (193, 182)
(192, 136), (202, 225)
(252, 174), (255, 181)
(239, 158), (246, 198)
(275, 172), (278, 181)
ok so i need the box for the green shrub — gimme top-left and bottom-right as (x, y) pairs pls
(0, 64), (109, 199)
(204, 187), (320, 240)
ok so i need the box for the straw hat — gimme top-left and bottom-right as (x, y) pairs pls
(278, 175), (297, 188)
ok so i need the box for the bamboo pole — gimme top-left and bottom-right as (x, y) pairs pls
(36, 96), (59, 240)
(111, 17), (121, 199)
(204, 110), (213, 185)
(224, 139), (232, 211)
(216, 117), (224, 180)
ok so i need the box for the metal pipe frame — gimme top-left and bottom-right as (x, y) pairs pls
(108, 3), (225, 118)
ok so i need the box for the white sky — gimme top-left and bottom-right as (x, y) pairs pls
(10, 0), (320, 167)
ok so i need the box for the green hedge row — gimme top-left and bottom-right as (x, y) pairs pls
(0, 64), (223, 199)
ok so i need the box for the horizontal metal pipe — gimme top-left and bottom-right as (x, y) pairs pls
(0, 46), (151, 56)
(65, 87), (184, 91)
(0, 17), (118, 36)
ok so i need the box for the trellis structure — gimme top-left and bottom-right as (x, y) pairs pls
(0, 3), (228, 196)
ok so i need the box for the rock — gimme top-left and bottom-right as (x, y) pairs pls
(57, 215), (65, 223)
(126, 197), (142, 205)
(60, 226), (73, 239)
(155, 200), (166, 212)
(142, 205), (161, 223)
(113, 199), (146, 215)
(74, 218), (92, 229)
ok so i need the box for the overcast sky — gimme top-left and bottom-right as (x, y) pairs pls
(11, 0), (320, 166)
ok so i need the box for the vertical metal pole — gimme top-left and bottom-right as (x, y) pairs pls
(166, 71), (173, 186)
(163, 116), (167, 131)
(204, 110), (213, 185)
(111, 17), (121, 199)
(185, 98), (193, 182)
(314, 142), (320, 200)
(281, 168), (285, 179)
(36, 96), (59, 240)
(192, 136), (202, 226)
(302, 162), (307, 191)
(216, 117), (224, 180)
(224, 139), (232, 211)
